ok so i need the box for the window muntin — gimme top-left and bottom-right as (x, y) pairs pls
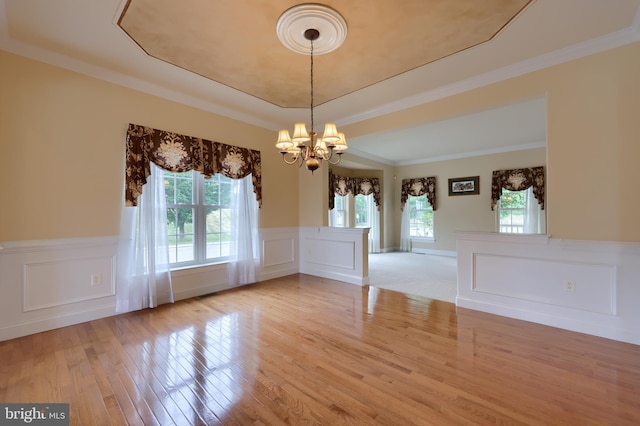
(165, 171), (232, 266)
(408, 194), (434, 239)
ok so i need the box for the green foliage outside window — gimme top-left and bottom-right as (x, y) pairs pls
(499, 189), (526, 217)
(165, 171), (232, 244)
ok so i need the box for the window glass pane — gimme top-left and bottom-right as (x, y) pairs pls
(164, 173), (176, 204)
(498, 189), (526, 233)
(355, 194), (368, 227)
(164, 171), (193, 204)
(204, 177), (220, 205)
(205, 207), (231, 259)
(167, 207), (194, 263)
(205, 175), (232, 206)
(332, 195), (346, 227)
(409, 195), (434, 237)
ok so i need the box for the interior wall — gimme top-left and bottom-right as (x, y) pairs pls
(396, 148), (546, 252)
(330, 155), (396, 251)
(0, 51), (298, 242)
(336, 41), (640, 243)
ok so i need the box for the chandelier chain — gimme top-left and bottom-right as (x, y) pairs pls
(310, 37), (314, 136)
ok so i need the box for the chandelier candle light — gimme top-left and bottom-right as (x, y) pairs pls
(275, 4), (348, 173)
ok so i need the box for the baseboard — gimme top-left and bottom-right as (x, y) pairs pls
(0, 304), (115, 342)
(411, 248), (457, 257)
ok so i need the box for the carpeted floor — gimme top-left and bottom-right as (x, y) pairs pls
(368, 252), (457, 303)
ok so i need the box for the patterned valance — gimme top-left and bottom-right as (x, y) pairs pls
(491, 166), (544, 210)
(400, 177), (437, 211)
(124, 124), (262, 207)
(328, 170), (381, 210)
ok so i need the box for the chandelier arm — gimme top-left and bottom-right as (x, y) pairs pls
(327, 153), (343, 165)
(281, 153), (299, 165)
(315, 147), (331, 161)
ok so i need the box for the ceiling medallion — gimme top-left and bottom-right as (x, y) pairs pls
(276, 4), (347, 55)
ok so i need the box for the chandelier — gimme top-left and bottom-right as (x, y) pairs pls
(275, 4), (348, 173)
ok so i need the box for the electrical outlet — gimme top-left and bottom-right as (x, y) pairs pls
(91, 273), (102, 286)
(564, 280), (576, 292)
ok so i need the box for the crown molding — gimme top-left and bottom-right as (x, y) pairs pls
(2, 1), (640, 131)
(338, 15), (640, 127)
(347, 140), (546, 168)
(395, 141), (546, 166)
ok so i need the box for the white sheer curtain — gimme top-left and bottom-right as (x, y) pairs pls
(400, 205), (411, 252)
(227, 174), (259, 287)
(116, 163), (174, 313)
(524, 187), (546, 234)
(367, 193), (381, 253)
(329, 194), (347, 227)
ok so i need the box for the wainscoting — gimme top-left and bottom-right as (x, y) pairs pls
(0, 227), (367, 341)
(3, 229), (639, 344)
(299, 226), (369, 286)
(456, 231), (640, 345)
(0, 237), (119, 342)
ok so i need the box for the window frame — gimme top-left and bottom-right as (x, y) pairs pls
(408, 194), (434, 242)
(495, 186), (546, 234)
(165, 171), (232, 268)
(330, 194), (349, 227)
(354, 193), (372, 229)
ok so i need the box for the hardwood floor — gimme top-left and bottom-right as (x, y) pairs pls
(1, 274), (639, 425)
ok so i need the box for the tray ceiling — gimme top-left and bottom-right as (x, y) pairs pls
(117, 0), (530, 108)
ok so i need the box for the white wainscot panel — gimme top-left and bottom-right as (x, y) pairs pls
(473, 254), (616, 315)
(299, 227), (369, 286)
(24, 256), (116, 311)
(171, 263), (229, 301)
(307, 239), (355, 269)
(456, 231), (640, 345)
(0, 236), (119, 342)
(259, 227), (299, 281)
(263, 238), (295, 267)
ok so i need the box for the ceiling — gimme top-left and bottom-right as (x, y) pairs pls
(117, 0), (530, 108)
(1, 0), (640, 166)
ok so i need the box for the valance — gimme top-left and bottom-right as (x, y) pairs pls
(328, 170), (381, 210)
(400, 177), (437, 211)
(124, 124), (262, 207)
(491, 166), (544, 210)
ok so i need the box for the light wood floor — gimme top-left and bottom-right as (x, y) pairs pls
(1, 274), (639, 425)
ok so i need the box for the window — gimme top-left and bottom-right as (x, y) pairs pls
(165, 171), (232, 266)
(354, 194), (371, 228)
(497, 187), (546, 234)
(329, 194), (348, 227)
(408, 194), (434, 239)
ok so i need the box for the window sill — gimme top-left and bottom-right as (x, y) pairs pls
(411, 237), (435, 243)
(170, 261), (229, 276)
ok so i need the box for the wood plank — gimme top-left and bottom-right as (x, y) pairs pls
(1, 273), (640, 425)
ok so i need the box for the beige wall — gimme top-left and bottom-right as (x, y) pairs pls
(3, 41), (639, 245)
(397, 148), (546, 251)
(0, 51), (298, 242)
(327, 41), (640, 243)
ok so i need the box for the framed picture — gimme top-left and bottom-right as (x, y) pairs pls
(448, 176), (479, 196)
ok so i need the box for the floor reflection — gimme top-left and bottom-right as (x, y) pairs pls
(142, 312), (246, 423)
